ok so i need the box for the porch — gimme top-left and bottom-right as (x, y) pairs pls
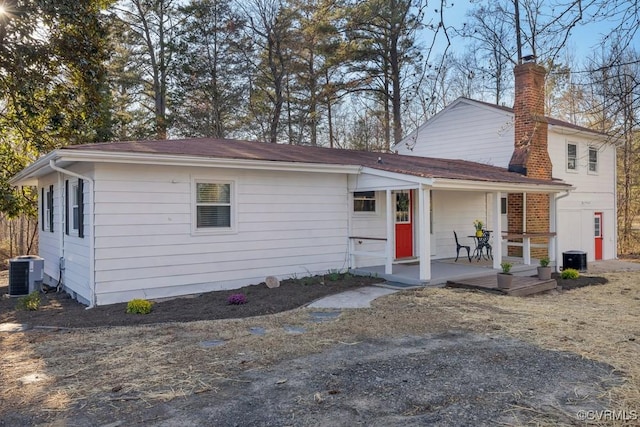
(353, 257), (558, 296)
(353, 257), (539, 287)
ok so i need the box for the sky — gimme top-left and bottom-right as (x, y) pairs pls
(425, 0), (639, 67)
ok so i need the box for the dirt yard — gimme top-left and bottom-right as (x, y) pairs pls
(1, 266), (639, 426)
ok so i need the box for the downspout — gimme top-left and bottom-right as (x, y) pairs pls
(554, 189), (572, 272)
(49, 160), (96, 309)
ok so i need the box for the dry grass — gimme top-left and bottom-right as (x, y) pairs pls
(1, 271), (639, 424)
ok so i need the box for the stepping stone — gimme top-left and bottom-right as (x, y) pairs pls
(249, 326), (266, 336)
(283, 325), (306, 334)
(309, 311), (341, 323)
(199, 339), (225, 348)
(0, 323), (31, 332)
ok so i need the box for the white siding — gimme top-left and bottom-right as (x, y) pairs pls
(549, 131), (617, 261)
(431, 191), (488, 259)
(397, 101), (514, 167)
(397, 98), (617, 261)
(349, 189), (489, 266)
(38, 176), (60, 285)
(36, 165), (94, 304)
(92, 164), (350, 305)
(350, 190), (388, 266)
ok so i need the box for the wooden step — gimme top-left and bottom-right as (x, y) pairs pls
(446, 275), (557, 297)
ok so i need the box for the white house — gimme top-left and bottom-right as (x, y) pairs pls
(395, 64), (617, 264)
(10, 137), (570, 306)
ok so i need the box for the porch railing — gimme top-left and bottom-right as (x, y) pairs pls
(501, 232), (557, 265)
(348, 236), (388, 270)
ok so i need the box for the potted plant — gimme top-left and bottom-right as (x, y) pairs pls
(473, 219), (484, 237)
(497, 261), (513, 289)
(537, 257), (552, 280)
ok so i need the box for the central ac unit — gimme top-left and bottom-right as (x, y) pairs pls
(8, 256), (44, 296)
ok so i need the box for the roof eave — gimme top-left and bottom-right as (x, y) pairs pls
(12, 149), (363, 185)
(9, 151), (59, 186)
(432, 178), (574, 193)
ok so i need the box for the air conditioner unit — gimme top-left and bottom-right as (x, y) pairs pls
(8, 256), (44, 296)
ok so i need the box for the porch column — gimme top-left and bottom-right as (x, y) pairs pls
(522, 192), (531, 264)
(492, 191), (502, 269)
(385, 189), (393, 274)
(418, 184), (431, 281)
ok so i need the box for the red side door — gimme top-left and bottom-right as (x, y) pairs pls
(594, 212), (603, 260)
(394, 190), (413, 259)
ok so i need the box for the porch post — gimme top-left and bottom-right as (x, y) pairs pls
(418, 184), (431, 281)
(492, 191), (502, 269)
(347, 191), (354, 270)
(522, 192), (531, 264)
(385, 189), (393, 274)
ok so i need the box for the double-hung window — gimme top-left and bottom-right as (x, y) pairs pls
(42, 185), (54, 232)
(588, 147), (598, 173)
(65, 179), (84, 237)
(567, 143), (577, 171)
(195, 181), (233, 230)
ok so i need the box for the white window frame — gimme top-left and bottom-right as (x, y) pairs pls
(566, 142), (578, 172)
(191, 178), (236, 234)
(44, 187), (51, 232)
(69, 180), (80, 236)
(353, 191), (377, 215)
(42, 185), (56, 232)
(588, 146), (598, 174)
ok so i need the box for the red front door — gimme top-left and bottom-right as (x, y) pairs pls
(594, 212), (603, 260)
(395, 190), (413, 258)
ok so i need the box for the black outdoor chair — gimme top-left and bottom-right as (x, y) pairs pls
(476, 230), (493, 260)
(453, 231), (471, 262)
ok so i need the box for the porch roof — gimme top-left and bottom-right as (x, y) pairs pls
(11, 137), (572, 191)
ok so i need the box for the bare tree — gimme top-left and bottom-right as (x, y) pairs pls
(113, 0), (179, 140)
(241, 0), (292, 143)
(346, 0), (427, 149)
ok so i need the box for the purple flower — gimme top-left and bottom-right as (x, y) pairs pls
(227, 293), (247, 305)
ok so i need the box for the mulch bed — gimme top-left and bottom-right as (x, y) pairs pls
(553, 273), (608, 290)
(0, 271), (609, 329)
(0, 274), (383, 328)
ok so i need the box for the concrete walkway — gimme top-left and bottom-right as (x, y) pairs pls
(307, 286), (398, 309)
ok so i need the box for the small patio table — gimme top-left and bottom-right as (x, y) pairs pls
(468, 230), (493, 261)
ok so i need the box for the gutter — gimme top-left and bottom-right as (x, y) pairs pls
(49, 160), (96, 309)
(554, 189), (572, 272)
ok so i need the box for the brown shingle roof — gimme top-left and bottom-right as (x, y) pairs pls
(64, 137), (569, 187)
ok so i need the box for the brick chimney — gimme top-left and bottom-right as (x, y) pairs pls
(507, 62), (552, 257)
(508, 62), (551, 178)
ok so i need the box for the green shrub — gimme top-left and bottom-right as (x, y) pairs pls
(327, 269), (341, 281)
(17, 291), (41, 311)
(500, 262), (512, 274)
(539, 257), (550, 267)
(126, 299), (153, 314)
(561, 268), (580, 279)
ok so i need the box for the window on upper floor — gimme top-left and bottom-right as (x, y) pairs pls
(194, 181), (233, 230)
(588, 147), (598, 173)
(567, 143), (577, 171)
(353, 191), (376, 213)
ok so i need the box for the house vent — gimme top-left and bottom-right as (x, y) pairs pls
(8, 256), (44, 296)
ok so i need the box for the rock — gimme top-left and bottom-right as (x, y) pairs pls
(265, 276), (280, 288)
